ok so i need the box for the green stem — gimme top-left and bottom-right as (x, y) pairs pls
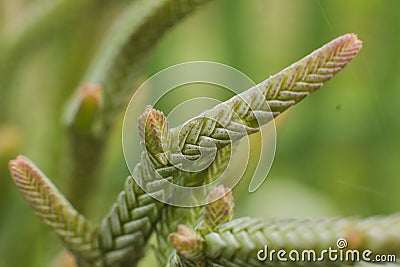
(203, 215), (400, 266)
(67, 134), (106, 212)
(64, 0), (213, 214)
(156, 146), (232, 265)
(100, 33), (362, 266)
(9, 156), (101, 265)
(76, 0), (213, 132)
(0, 0), (109, 121)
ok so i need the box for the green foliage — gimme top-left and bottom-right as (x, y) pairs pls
(198, 185), (234, 235)
(62, 0), (212, 212)
(3, 1), (400, 267)
(69, 0), (213, 131)
(8, 156), (100, 265)
(96, 107), (173, 267)
(201, 215), (400, 266)
(8, 30), (370, 266)
(155, 148), (232, 265)
(169, 225), (204, 265)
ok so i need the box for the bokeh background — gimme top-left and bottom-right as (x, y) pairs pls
(0, 0), (399, 266)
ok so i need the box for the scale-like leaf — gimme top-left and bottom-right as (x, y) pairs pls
(9, 156), (100, 265)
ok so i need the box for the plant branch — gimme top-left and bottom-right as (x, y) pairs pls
(9, 156), (100, 266)
(9, 33), (362, 267)
(202, 215), (400, 266)
(155, 146), (232, 265)
(167, 185), (235, 267)
(0, 0), (108, 122)
(169, 34), (362, 162)
(68, 0), (214, 132)
(63, 0), (213, 212)
(96, 107), (179, 266)
(99, 33), (362, 266)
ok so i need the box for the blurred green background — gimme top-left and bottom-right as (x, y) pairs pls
(1, 0), (399, 266)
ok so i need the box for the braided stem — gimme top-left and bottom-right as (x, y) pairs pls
(156, 146), (232, 265)
(204, 215), (400, 266)
(9, 156), (100, 265)
(170, 34), (362, 161)
(96, 107), (180, 266)
(98, 34), (362, 266)
(159, 33), (362, 266)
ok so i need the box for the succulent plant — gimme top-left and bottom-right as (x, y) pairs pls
(6, 1), (399, 267)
